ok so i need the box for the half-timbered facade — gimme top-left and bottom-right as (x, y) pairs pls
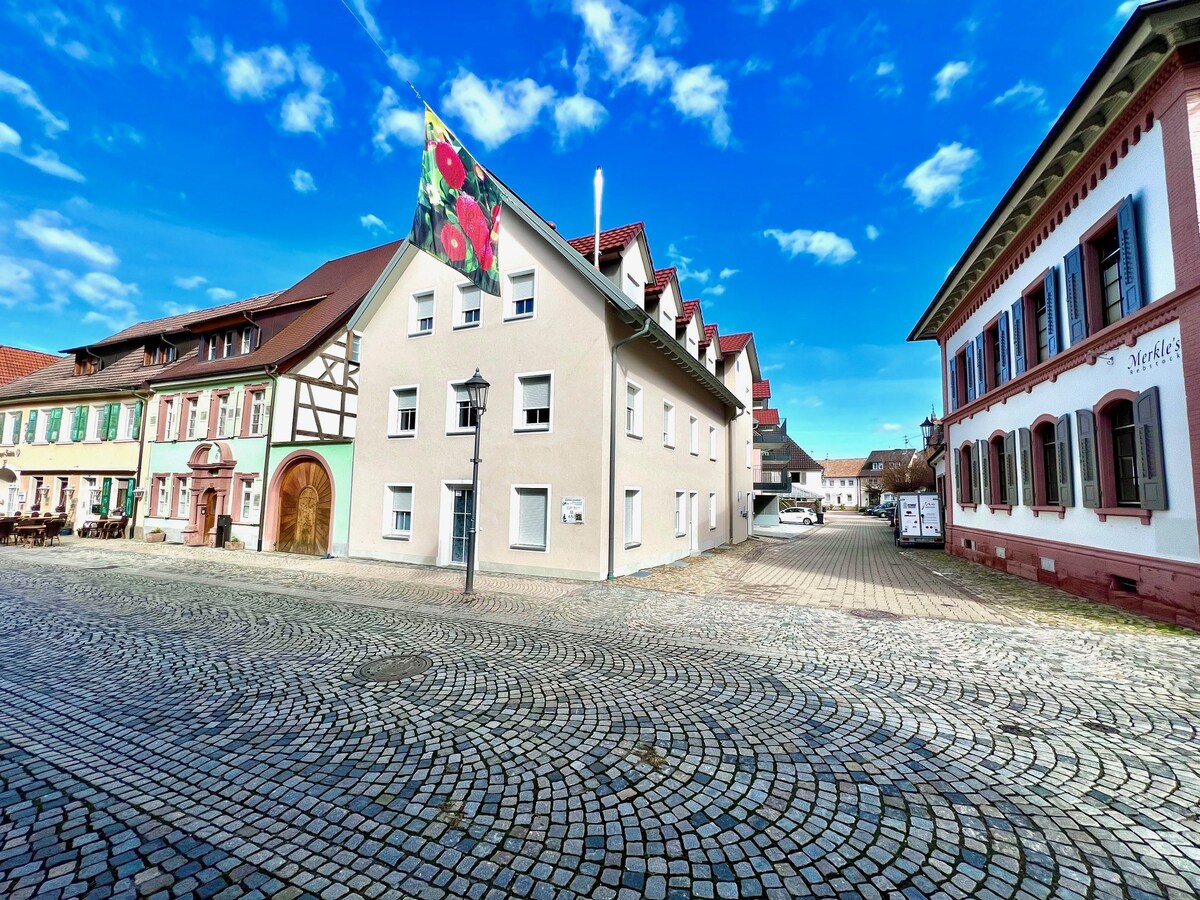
(909, 0), (1200, 626)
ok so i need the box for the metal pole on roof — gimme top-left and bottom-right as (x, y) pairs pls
(593, 166), (603, 269)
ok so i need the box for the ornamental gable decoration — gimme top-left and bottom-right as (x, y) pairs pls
(411, 106), (503, 295)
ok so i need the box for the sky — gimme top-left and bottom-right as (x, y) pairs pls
(0, 0), (1150, 458)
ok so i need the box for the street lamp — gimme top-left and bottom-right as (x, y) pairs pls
(920, 414), (936, 449)
(463, 368), (490, 596)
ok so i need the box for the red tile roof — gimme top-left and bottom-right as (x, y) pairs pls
(821, 457), (868, 478)
(699, 324), (718, 351)
(787, 439), (822, 471)
(0, 346), (61, 385)
(645, 267), (676, 297)
(719, 332), (752, 354)
(566, 222), (645, 260)
(753, 408), (780, 426)
(753, 380), (771, 400)
(678, 299), (700, 328)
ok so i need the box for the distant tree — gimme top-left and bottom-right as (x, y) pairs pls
(881, 452), (936, 493)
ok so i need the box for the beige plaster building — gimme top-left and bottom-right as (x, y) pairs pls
(347, 194), (756, 580)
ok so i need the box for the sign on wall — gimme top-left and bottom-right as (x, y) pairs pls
(561, 496), (584, 524)
(1126, 333), (1181, 375)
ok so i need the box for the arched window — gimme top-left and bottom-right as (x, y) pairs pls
(1080, 388), (1167, 513)
(1035, 421), (1059, 505)
(989, 435), (1008, 505)
(1107, 399), (1139, 506)
(955, 443), (976, 505)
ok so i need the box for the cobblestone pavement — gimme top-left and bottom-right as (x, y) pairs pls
(1, 521), (1198, 899)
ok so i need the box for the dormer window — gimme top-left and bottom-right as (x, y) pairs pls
(240, 326), (253, 354)
(223, 332), (234, 357)
(206, 335), (218, 361)
(144, 343), (177, 366)
(73, 354), (98, 376)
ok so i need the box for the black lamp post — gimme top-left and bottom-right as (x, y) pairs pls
(463, 368), (490, 596)
(920, 414), (936, 449)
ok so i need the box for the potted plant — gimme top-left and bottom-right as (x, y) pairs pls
(145, 527), (166, 543)
(225, 537), (245, 550)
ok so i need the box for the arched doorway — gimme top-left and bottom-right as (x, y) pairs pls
(274, 458), (333, 555)
(199, 489), (216, 543)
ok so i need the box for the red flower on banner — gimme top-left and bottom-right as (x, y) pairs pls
(435, 142), (466, 190)
(478, 241), (494, 271)
(491, 204), (502, 237)
(456, 195), (491, 256)
(441, 223), (467, 262)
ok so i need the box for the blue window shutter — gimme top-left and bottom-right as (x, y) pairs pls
(1064, 246), (1088, 345)
(1134, 386), (1167, 510)
(1018, 427), (1033, 505)
(965, 342), (976, 402)
(977, 439), (990, 503)
(974, 333), (986, 396)
(1076, 409), (1100, 508)
(949, 357), (959, 410)
(1044, 267), (1061, 356)
(1117, 195), (1145, 315)
(1056, 414), (1074, 507)
(1011, 299), (1026, 376)
(998, 311), (1011, 384)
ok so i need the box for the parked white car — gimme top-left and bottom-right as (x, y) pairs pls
(779, 508), (816, 526)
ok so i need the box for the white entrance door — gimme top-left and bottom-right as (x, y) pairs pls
(688, 491), (699, 553)
(438, 482), (474, 568)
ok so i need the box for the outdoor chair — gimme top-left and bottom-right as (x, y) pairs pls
(43, 519), (63, 546)
(0, 519), (13, 545)
(79, 518), (103, 538)
(103, 516), (128, 539)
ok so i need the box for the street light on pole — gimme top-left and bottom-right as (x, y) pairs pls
(463, 368), (490, 596)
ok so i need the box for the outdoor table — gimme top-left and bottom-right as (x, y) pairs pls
(14, 523), (45, 547)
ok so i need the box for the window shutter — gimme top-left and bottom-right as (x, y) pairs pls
(1064, 246), (1088, 345)
(978, 439), (990, 504)
(132, 400), (144, 440)
(512, 273), (534, 301)
(1044, 268), (1061, 356)
(1134, 386), (1167, 510)
(124, 480), (135, 517)
(1056, 414), (1074, 507)
(1010, 300), (1025, 376)
(197, 396), (210, 433)
(47, 408), (63, 443)
(100, 477), (112, 513)
(416, 293), (434, 323)
(948, 357), (959, 410)
(1076, 409), (1100, 508)
(145, 402), (157, 440)
(73, 405), (87, 441)
(974, 334), (986, 396)
(517, 488), (547, 547)
(965, 342), (976, 402)
(1115, 195), (1146, 315)
(953, 448), (963, 504)
(998, 312), (1011, 384)
(1003, 431), (1018, 503)
(1018, 427), (1033, 506)
(522, 375), (551, 410)
(11, 411), (20, 445)
(105, 403), (120, 441)
(25, 410), (37, 443)
(969, 445), (980, 502)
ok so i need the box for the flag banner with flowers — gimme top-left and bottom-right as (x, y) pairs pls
(411, 106), (503, 295)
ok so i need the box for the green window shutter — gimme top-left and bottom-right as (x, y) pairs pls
(977, 439), (990, 504)
(132, 400), (144, 440)
(46, 408), (63, 443)
(1076, 409), (1100, 508)
(72, 406), (85, 441)
(953, 448), (962, 505)
(11, 411), (21, 445)
(25, 410), (38, 443)
(1056, 414), (1074, 507)
(100, 477), (112, 513)
(124, 480), (136, 516)
(104, 403), (120, 441)
(1018, 428), (1033, 506)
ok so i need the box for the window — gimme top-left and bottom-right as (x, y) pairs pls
(688, 416), (699, 455)
(1096, 228), (1123, 328)
(1085, 388), (1166, 512)
(1066, 197), (1144, 344)
(178, 478), (190, 519)
(662, 402), (675, 447)
(871, 462), (883, 471)
(517, 374), (551, 431)
(989, 435), (1009, 506)
(449, 382), (478, 432)
(249, 391), (267, 436)
(185, 398), (199, 439)
(240, 479), (261, 521)
(0, 412), (6, 445)
(216, 394), (232, 438)
(674, 491), (686, 536)
(94, 404), (110, 441)
(457, 284), (482, 328)
(709, 426), (717, 461)
(512, 486), (548, 550)
(207, 335), (218, 361)
(1035, 421), (1060, 506)
(240, 327), (253, 355)
(411, 291), (435, 335)
(625, 381), (643, 437)
(121, 404), (137, 441)
(951, 345), (969, 410)
(708, 492), (717, 529)
(386, 485), (413, 537)
(223, 332), (235, 358)
(509, 272), (535, 319)
(156, 476), (169, 516)
(390, 387), (418, 437)
(623, 488), (641, 548)
(1110, 400), (1139, 506)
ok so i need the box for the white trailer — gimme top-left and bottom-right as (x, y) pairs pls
(894, 492), (944, 548)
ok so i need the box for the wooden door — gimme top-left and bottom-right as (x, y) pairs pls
(201, 490), (216, 541)
(276, 460), (332, 555)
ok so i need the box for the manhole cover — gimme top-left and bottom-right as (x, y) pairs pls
(353, 655), (431, 682)
(997, 723), (1037, 737)
(1079, 720), (1119, 735)
(848, 609), (904, 621)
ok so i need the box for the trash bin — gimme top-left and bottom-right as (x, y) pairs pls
(214, 514), (233, 548)
(816, 512), (825, 524)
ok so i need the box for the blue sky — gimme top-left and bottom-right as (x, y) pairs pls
(0, 0), (1144, 457)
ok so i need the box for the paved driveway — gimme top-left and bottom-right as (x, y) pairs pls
(1, 520), (1198, 900)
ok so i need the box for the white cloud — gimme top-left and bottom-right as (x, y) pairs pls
(0, 70), (68, 135)
(554, 94), (607, 143)
(173, 275), (207, 289)
(0, 121), (84, 181)
(670, 65), (730, 146)
(15, 210), (116, 267)
(763, 228), (857, 265)
(656, 5), (686, 44)
(575, 0), (641, 78)
(1116, 1), (1142, 18)
(875, 61), (894, 76)
(874, 59), (902, 98)
(372, 86), (424, 153)
(161, 300), (199, 317)
(222, 44), (294, 99)
(0, 254), (74, 309)
(933, 60), (970, 101)
(387, 52), (418, 81)
(190, 32), (216, 64)
(217, 42), (334, 135)
(904, 143), (978, 208)
(740, 57), (770, 76)
(280, 52), (333, 134)
(719, 267), (738, 279)
(667, 243), (709, 284)
(992, 81), (1048, 114)
(866, 225), (880, 241)
(878, 422), (902, 433)
(702, 284), (726, 296)
(73, 272), (140, 332)
(291, 168), (316, 193)
(349, 0), (384, 42)
(206, 287), (236, 301)
(443, 72), (555, 149)
(360, 214), (388, 233)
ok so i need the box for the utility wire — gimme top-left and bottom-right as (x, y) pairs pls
(333, 0), (423, 103)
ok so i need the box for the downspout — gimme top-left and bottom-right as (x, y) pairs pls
(130, 381), (153, 538)
(727, 406), (742, 542)
(256, 364), (279, 552)
(607, 319), (653, 580)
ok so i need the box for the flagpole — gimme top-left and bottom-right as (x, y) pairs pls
(593, 166), (603, 269)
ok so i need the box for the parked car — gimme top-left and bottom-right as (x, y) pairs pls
(779, 507), (816, 526)
(872, 502), (896, 519)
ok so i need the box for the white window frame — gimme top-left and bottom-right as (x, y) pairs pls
(206, 335), (218, 360)
(240, 478), (261, 521)
(178, 477), (191, 519)
(248, 390), (267, 437)
(514, 371), (553, 433)
(623, 487), (642, 549)
(509, 483), (550, 552)
(708, 426), (717, 461)
(708, 492), (717, 529)
(89, 404), (106, 442)
(446, 381), (477, 435)
(506, 269), (536, 321)
(389, 385), (419, 438)
(409, 289), (435, 337)
(185, 398), (199, 440)
(33, 410), (47, 444)
(674, 490), (686, 537)
(156, 476), (169, 515)
(662, 401), (675, 448)
(223, 331), (235, 358)
(454, 283), (483, 329)
(240, 326), (253, 355)
(121, 403), (137, 441)
(625, 379), (643, 438)
(383, 483), (414, 539)
(216, 394), (231, 439)
(689, 416), (699, 456)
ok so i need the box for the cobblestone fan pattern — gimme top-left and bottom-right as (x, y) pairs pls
(1, 537), (1199, 899)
